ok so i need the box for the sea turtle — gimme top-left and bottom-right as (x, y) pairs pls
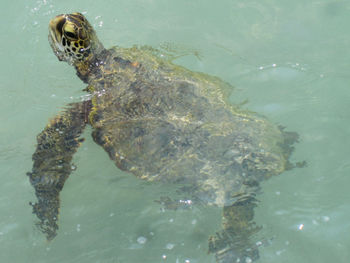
(27, 12), (302, 263)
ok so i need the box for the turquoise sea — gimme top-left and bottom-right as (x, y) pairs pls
(1, 0), (349, 262)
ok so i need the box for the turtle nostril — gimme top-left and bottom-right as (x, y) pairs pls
(56, 18), (66, 34)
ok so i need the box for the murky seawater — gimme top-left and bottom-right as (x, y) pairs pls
(1, 0), (349, 262)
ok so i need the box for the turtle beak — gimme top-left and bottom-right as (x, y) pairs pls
(49, 15), (66, 44)
(48, 15), (67, 62)
(48, 15), (67, 57)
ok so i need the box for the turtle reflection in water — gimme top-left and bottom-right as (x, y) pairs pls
(27, 13), (304, 263)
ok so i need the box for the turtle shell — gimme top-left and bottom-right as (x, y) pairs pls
(86, 46), (295, 206)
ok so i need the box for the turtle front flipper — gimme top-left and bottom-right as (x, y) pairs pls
(209, 196), (261, 263)
(27, 101), (91, 240)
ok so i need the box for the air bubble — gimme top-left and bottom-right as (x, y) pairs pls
(322, 216), (330, 222)
(166, 243), (174, 250)
(137, 236), (147, 244)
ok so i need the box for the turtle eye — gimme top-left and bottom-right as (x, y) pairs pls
(65, 31), (77, 39)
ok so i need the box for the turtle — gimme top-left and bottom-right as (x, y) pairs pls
(27, 12), (303, 263)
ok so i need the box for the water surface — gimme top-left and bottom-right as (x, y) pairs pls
(1, 0), (349, 262)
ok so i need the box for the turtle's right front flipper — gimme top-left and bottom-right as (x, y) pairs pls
(27, 101), (90, 240)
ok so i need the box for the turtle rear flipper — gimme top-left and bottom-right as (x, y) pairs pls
(209, 198), (261, 263)
(27, 101), (90, 240)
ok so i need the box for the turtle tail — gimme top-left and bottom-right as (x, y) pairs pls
(278, 125), (307, 170)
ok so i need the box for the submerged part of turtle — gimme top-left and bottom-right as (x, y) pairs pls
(27, 13), (303, 263)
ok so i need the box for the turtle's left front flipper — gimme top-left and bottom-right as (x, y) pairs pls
(27, 101), (91, 240)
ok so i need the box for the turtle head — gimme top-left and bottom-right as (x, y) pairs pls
(49, 13), (104, 65)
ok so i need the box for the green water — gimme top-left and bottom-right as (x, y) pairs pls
(1, 0), (349, 262)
